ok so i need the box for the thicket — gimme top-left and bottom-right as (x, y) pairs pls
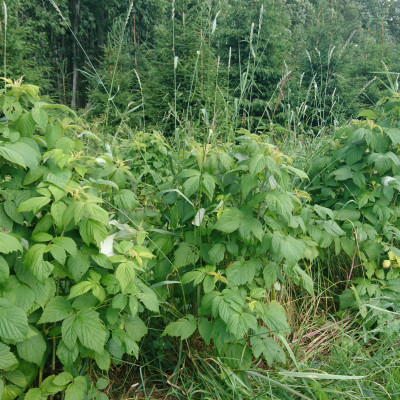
(2, 0), (400, 399)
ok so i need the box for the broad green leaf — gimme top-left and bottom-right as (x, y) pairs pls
(202, 173), (216, 199)
(16, 327), (46, 365)
(63, 309), (106, 353)
(25, 388), (43, 400)
(79, 218), (108, 246)
(183, 175), (200, 197)
(174, 242), (199, 268)
(53, 372), (73, 386)
(65, 376), (87, 400)
(250, 326), (286, 365)
(331, 165), (353, 181)
(114, 189), (138, 210)
(208, 243), (225, 264)
(263, 262), (280, 289)
(319, 220), (345, 237)
(386, 128), (400, 145)
(0, 232), (23, 254)
(0, 298), (28, 341)
(68, 281), (95, 300)
(162, 314), (197, 340)
(0, 256), (9, 283)
(86, 203), (109, 225)
(53, 237), (77, 256)
(249, 153), (267, 175)
(265, 192), (294, 221)
(116, 261), (136, 292)
(125, 316), (148, 342)
(17, 197), (51, 214)
(271, 234), (306, 265)
(227, 312), (257, 339)
(262, 300), (290, 334)
(227, 259), (259, 286)
(23, 244), (53, 281)
(17, 112), (36, 137)
(213, 208), (242, 233)
(0, 343), (18, 370)
(0, 145), (26, 168)
(241, 174), (258, 199)
(199, 318), (213, 345)
(138, 286), (159, 313)
(31, 107), (48, 132)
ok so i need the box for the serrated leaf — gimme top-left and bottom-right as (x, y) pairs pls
(138, 287), (159, 313)
(23, 244), (53, 281)
(65, 376), (87, 400)
(213, 208), (242, 233)
(0, 342), (18, 370)
(18, 197), (50, 214)
(271, 234), (306, 265)
(16, 327), (46, 365)
(53, 237), (77, 256)
(174, 242), (199, 268)
(162, 315), (197, 340)
(265, 192), (294, 220)
(0, 256), (9, 283)
(31, 107), (48, 132)
(63, 309), (106, 353)
(79, 218), (108, 246)
(0, 232), (23, 254)
(249, 153), (267, 175)
(227, 312), (257, 339)
(116, 261), (136, 292)
(263, 262), (280, 289)
(250, 326), (286, 365)
(262, 301), (290, 334)
(0, 298), (28, 341)
(227, 259), (259, 286)
(0, 145), (26, 168)
(208, 243), (225, 264)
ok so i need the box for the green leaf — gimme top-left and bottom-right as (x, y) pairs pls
(319, 220), (345, 237)
(138, 287), (159, 313)
(249, 153), (267, 175)
(227, 312), (257, 339)
(53, 372), (74, 386)
(386, 128), (400, 145)
(86, 203), (109, 225)
(79, 218), (108, 246)
(31, 107), (48, 132)
(202, 173), (216, 199)
(63, 309), (106, 353)
(16, 327), (46, 365)
(271, 234), (306, 265)
(263, 262), (280, 289)
(199, 318), (213, 345)
(241, 174), (258, 199)
(0, 232), (23, 254)
(17, 112), (36, 137)
(116, 261), (136, 292)
(331, 165), (353, 181)
(126, 316), (148, 341)
(0, 256), (9, 283)
(67, 253), (90, 281)
(25, 388), (43, 400)
(208, 243), (225, 264)
(18, 197), (51, 214)
(162, 314), (197, 340)
(53, 237), (77, 256)
(0, 342), (18, 370)
(227, 259), (259, 286)
(114, 189), (138, 210)
(174, 242), (199, 268)
(24, 244), (53, 281)
(262, 300), (290, 334)
(0, 145), (26, 168)
(265, 192), (294, 220)
(0, 298), (28, 341)
(183, 175), (200, 197)
(65, 376), (88, 400)
(213, 208), (242, 233)
(250, 326), (286, 365)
